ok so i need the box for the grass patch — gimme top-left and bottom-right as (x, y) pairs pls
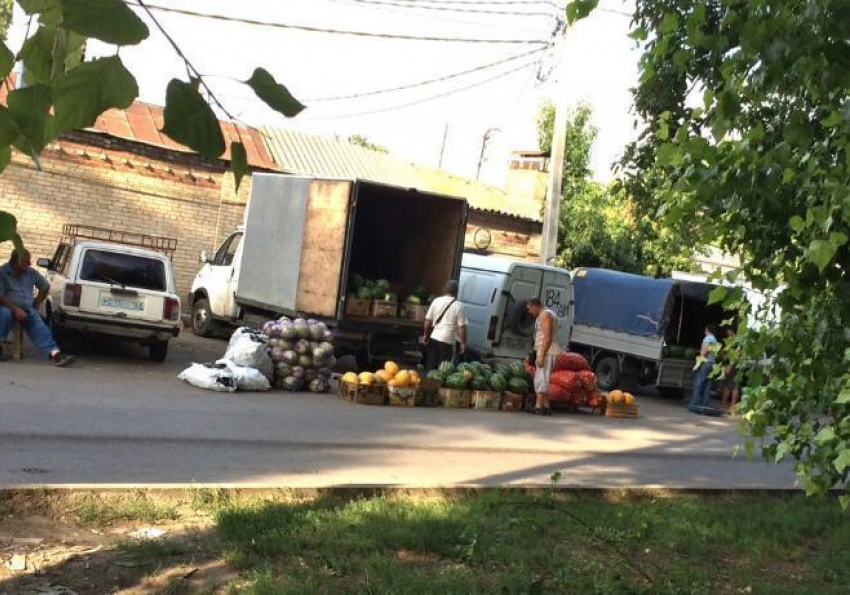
(211, 491), (848, 595)
(117, 537), (186, 565)
(73, 491), (179, 524)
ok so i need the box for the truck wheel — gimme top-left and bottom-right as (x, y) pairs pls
(595, 356), (621, 391)
(150, 341), (169, 362)
(192, 297), (216, 337)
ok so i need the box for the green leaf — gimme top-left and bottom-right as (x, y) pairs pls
(840, 495), (849, 511)
(230, 141), (248, 191)
(806, 239), (837, 272)
(59, 0), (149, 46)
(161, 79), (225, 160)
(7, 84), (53, 156)
(789, 215), (804, 233)
(18, 26), (56, 85)
(18, 0), (61, 24)
(821, 111), (841, 127)
(0, 106), (19, 147)
(835, 449), (850, 473)
(629, 28), (647, 41)
(565, 0), (598, 24)
(775, 441), (790, 463)
(52, 56), (138, 135)
(0, 40), (13, 79)
(0, 146), (10, 173)
(814, 427), (836, 445)
(657, 143), (681, 166)
(707, 286), (727, 305)
(659, 13), (679, 34)
(657, 120), (669, 141)
(829, 231), (848, 248)
(245, 68), (305, 118)
(837, 387), (850, 405)
(0, 211), (24, 253)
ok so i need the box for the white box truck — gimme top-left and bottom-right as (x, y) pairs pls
(187, 174), (468, 365)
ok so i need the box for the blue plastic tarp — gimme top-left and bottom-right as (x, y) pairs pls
(572, 268), (674, 337)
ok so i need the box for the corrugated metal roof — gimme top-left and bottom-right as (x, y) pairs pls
(261, 126), (543, 223)
(1, 74), (276, 170)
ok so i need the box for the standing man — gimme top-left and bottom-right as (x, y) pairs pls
(526, 298), (563, 416)
(688, 324), (718, 411)
(422, 280), (467, 371)
(0, 249), (75, 366)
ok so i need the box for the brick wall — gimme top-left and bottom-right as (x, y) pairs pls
(0, 132), (253, 302)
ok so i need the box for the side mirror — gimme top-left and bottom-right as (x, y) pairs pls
(37, 258), (52, 269)
(199, 249), (209, 264)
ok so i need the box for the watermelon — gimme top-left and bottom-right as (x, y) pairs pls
(438, 361), (455, 375)
(426, 370), (444, 381)
(456, 362), (474, 375)
(490, 373), (507, 392)
(480, 364), (493, 375)
(509, 361), (527, 378)
(508, 377), (529, 394)
(445, 373), (467, 389)
(494, 363), (511, 378)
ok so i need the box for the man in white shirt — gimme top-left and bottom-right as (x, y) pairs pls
(423, 280), (467, 371)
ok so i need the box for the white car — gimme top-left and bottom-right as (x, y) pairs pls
(38, 232), (181, 362)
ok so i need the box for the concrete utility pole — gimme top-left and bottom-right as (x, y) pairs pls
(540, 22), (570, 265)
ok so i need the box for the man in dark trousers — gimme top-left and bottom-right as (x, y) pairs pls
(422, 280), (467, 371)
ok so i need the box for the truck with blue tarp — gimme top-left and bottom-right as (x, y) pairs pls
(569, 268), (728, 396)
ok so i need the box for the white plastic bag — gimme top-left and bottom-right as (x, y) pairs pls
(216, 359), (271, 392)
(178, 363), (237, 392)
(228, 326), (263, 350)
(224, 333), (273, 380)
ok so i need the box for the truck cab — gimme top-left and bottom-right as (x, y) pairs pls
(459, 253), (573, 362)
(188, 227), (244, 337)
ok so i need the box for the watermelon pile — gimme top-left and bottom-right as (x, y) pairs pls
(429, 360), (523, 393)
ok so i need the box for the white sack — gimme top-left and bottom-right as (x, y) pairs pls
(178, 363), (237, 392)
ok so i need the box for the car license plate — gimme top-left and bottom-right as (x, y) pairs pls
(101, 296), (144, 312)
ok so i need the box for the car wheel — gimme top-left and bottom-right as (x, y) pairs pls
(192, 297), (216, 337)
(594, 356), (621, 391)
(150, 341), (169, 362)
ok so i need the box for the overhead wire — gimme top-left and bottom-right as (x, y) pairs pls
(304, 46), (549, 101)
(300, 58), (541, 120)
(323, 0), (553, 34)
(123, 1), (550, 44)
(336, 0), (554, 17)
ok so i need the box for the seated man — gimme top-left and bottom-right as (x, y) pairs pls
(0, 249), (75, 366)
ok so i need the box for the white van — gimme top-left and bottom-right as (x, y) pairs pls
(458, 253), (573, 362)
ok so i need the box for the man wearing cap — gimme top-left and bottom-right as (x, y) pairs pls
(0, 249), (75, 366)
(422, 280), (467, 371)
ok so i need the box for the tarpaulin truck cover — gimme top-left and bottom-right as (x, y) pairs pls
(572, 268), (675, 338)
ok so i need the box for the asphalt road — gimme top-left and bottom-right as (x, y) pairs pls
(0, 332), (798, 489)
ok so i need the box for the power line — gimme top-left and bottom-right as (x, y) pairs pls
(301, 58), (539, 120)
(395, 0), (561, 6)
(124, 2), (550, 45)
(339, 0), (554, 17)
(304, 46), (548, 101)
(323, 0), (552, 34)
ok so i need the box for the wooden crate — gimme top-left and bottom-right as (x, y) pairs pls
(500, 391), (526, 412)
(605, 402), (639, 418)
(399, 303), (428, 322)
(388, 386), (417, 407)
(440, 388), (470, 409)
(338, 380), (386, 406)
(345, 296), (371, 317)
(417, 378), (442, 407)
(472, 391), (502, 411)
(371, 300), (398, 318)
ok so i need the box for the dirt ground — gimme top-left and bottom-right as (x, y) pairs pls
(0, 491), (233, 595)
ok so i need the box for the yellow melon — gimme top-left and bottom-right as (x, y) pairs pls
(394, 370), (411, 387)
(624, 393), (635, 405)
(409, 370), (420, 382)
(342, 372), (359, 385)
(374, 370), (390, 385)
(358, 372), (374, 386)
(384, 361), (400, 377)
(388, 378), (404, 388)
(608, 390), (624, 404)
